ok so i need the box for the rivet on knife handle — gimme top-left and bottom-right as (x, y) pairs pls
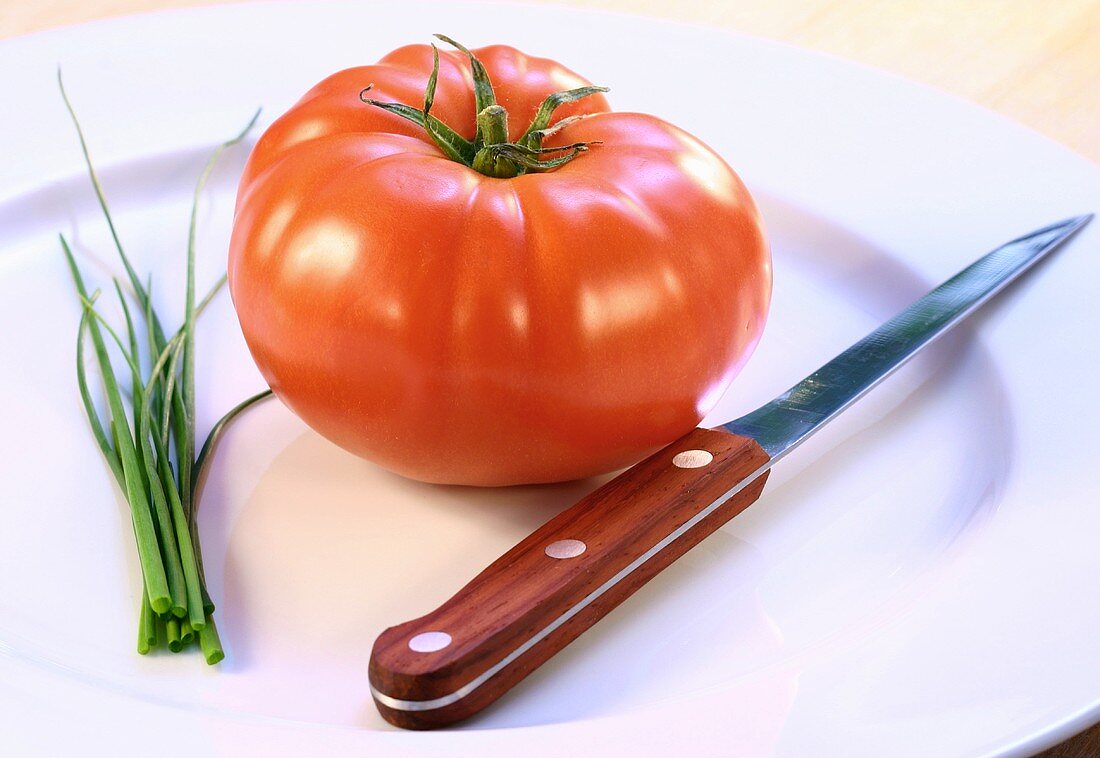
(368, 427), (771, 729)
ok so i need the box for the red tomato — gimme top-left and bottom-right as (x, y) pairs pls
(228, 39), (770, 486)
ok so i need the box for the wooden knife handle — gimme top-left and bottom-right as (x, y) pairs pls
(368, 427), (771, 729)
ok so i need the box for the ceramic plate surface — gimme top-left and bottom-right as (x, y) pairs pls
(1, 2), (1098, 755)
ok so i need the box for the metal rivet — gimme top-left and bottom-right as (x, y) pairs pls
(408, 631), (452, 653)
(672, 449), (713, 468)
(545, 539), (587, 559)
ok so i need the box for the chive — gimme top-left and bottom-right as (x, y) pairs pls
(138, 591), (153, 655)
(58, 71), (146, 304)
(188, 388), (274, 615)
(166, 616), (183, 652)
(113, 280), (143, 396)
(142, 278), (165, 429)
(196, 274), (228, 316)
(175, 112), (261, 618)
(140, 590), (157, 648)
(75, 312), (123, 483)
(153, 484), (188, 617)
(61, 69), (194, 528)
(77, 291), (142, 380)
(159, 337), (186, 455)
(193, 389), (275, 492)
(63, 239), (170, 613)
(155, 612), (167, 647)
(128, 332), (190, 618)
(138, 399), (188, 618)
(198, 614), (225, 665)
(155, 439), (206, 630)
(61, 73), (262, 663)
(139, 341), (207, 631)
(180, 108), (261, 521)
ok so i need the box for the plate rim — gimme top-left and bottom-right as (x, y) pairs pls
(2, 2), (1098, 755)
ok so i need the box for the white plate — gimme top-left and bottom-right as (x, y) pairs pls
(1, 2), (1097, 755)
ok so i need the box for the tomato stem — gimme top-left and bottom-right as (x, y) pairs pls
(472, 105), (521, 178)
(360, 34), (608, 178)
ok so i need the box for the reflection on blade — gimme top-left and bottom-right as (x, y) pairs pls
(723, 215), (1092, 459)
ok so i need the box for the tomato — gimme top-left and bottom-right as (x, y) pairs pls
(228, 37), (770, 486)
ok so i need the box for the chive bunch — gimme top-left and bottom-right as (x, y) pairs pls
(59, 74), (271, 662)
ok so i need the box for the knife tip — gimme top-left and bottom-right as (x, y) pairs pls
(1039, 213), (1093, 243)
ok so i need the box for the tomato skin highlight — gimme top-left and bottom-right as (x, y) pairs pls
(228, 43), (770, 486)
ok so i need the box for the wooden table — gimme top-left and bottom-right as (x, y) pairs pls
(3, 1), (1097, 754)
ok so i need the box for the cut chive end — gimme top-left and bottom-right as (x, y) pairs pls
(166, 616), (182, 652)
(198, 615), (224, 665)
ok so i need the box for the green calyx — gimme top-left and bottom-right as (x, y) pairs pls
(359, 34), (608, 178)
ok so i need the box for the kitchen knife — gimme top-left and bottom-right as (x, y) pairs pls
(369, 215), (1091, 729)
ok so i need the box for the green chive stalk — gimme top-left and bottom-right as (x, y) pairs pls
(59, 72), (272, 661)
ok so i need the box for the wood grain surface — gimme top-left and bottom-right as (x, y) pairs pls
(370, 427), (770, 728)
(4, 0), (1096, 751)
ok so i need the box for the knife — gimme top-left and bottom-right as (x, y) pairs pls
(368, 215), (1091, 729)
